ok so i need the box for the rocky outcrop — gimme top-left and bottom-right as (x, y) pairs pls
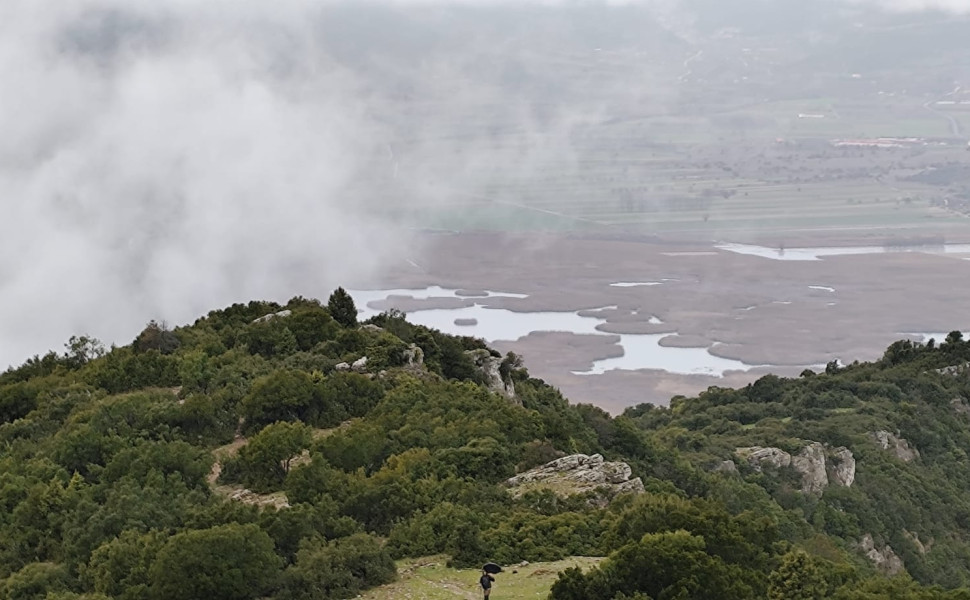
(829, 447), (856, 487)
(859, 534), (905, 575)
(736, 446), (791, 471)
(952, 397), (970, 416)
(937, 362), (970, 376)
(252, 309), (292, 324)
(359, 324), (384, 334)
(506, 454), (645, 502)
(871, 431), (919, 462)
(736, 442), (855, 495)
(792, 442), (828, 495)
(403, 344), (424, 367)
(336, 357), (369, 373)
(905, 530), (932, 555)
(714, 460), (738, 475)
(228, 488), (290, 510)
(466, 349), (516, 401)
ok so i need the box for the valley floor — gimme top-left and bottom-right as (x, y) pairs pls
(354, 230), (970, 411)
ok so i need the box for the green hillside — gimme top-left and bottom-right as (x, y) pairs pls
(2, 290), (970, 599)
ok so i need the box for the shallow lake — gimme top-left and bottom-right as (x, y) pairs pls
(350, 287), (767, 376)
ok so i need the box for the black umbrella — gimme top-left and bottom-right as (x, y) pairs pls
(483, 562), (502, 574)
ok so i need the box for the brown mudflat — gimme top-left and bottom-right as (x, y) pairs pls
(359, 231), (970, 413)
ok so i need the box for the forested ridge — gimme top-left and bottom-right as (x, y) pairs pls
(2, 290), (970, 599)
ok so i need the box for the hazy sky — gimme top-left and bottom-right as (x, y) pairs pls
(1, 0), (967, 369)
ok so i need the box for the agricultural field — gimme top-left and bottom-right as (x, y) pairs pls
(358, 10), (970, 243)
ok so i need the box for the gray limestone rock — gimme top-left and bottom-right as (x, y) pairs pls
(739, 442), (857, 495)
(829, 447), (856, 487)
(505, 453), (643, 502)
(252, 310), (292, 324)
(871, 431), (919, 462)
(403, 344), (424, 367)
(859, 534), (905, 575)
(465, 349), (516, 401)
(792, 442), (828, 495)
(953, 398), (970, 416)
(736, 446), (792, 471)
(937, 362), (970, 376)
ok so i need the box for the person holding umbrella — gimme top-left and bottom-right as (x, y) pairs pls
(480, 563), (501, 598)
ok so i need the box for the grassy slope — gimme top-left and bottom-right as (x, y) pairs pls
(360, 556), (603, 600)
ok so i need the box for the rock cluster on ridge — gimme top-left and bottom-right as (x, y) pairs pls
(735, 442), (855, 495)
(859, 533), (905, 575)
(505, 454), (645, 502)
(466, 349), (517, 401)
(871, 430), (919, 462)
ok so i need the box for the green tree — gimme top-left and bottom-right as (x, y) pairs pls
(550, 530), (755, 600)
(177, 350), (214, 394)
(148, 523), (281, 600)
(0, 562), (72, 600)
(327, 287), (358, 328)
(280, 533), (395, 600)
(285, 308), (339, 351)
(64, 336), (106, 369)
(768, 551), (828, 600)
(231, 422), (313, 492)
(84, 530), (167, 600)
(0, 382), (37, 424)
(133, 322), (180, 355)
(241, 370), (316, 430)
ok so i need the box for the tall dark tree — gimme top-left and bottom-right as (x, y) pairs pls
(327, 287), (358, 328)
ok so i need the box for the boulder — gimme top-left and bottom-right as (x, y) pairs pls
(506, 453), (644, 502)
(736, 446), (792, 471)
(252, 309), (292, 324)
(465, 349), (516, 401)
(229, 488), (290, 510)
(829, 447), (856, 487)
(335, 362), (351, 372)
(937, 362), (970, 376)
(792, 442), (828, 495)
(859, 534), (905, 575)
(351, 357), (368, 372)
(359, 324), (385, 334)
(953, 397), (970, 416)
(714, 460), (739, 475)
(871, 431), (919, 462)
(403, 344), (424, 367)
(615, 478), (647, 495)
(738, 442), (856, 494)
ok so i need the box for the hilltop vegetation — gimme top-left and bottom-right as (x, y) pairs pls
(2, 290), (970, 599)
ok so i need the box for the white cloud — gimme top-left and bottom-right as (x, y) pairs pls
(0, 1), (408, 368)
